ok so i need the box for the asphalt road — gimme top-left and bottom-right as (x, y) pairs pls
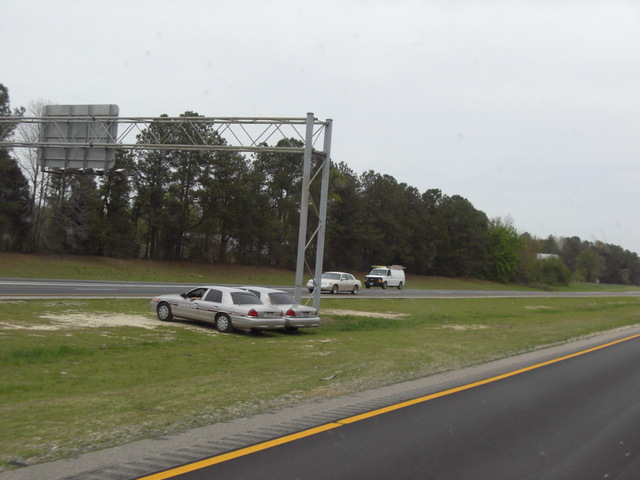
(152, 333), (640, 480)
(1, 278), (639, 299)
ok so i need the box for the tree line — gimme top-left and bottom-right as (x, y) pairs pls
(1, 85), (639, 286)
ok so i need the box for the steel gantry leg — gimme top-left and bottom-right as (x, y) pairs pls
(312, 119), (332, 311)
(293, 115), (332, 312)
(294, 113), (315, 303)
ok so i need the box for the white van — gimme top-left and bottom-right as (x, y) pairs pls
(364, 265), (406, 290)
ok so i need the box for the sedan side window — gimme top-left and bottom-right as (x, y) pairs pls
(205, 289), (222, 303)
(186, 288), (206, 300)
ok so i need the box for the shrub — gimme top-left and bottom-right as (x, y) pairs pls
(536, 257), (572, 286)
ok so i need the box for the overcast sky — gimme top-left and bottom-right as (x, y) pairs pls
(2, 0), (639, 254)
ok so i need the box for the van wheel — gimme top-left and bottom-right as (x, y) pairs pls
(382, 281), (387, 289)
(397, 282), (403, 290)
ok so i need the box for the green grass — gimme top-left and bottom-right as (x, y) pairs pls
(1, 252), (638, 292)
(1, 295), (639, 468)
(0, 253), (297, 285)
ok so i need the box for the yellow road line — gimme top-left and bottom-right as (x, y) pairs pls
(339, 333), (640, 424)
(137, 423), (342, 480)
(138, 333), (640, 480)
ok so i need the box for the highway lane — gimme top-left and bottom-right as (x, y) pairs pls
(0, 278), (200, 298)
(145, 334), (640, 480)
(1, 278), (639, 299)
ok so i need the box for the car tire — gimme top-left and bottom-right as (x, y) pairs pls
(331, 284), (339, 294)
(398, 282), (404, 290)
(216, 313), (233, 333)
(308, 288), (314, 293)
(382, 281), (388, 289)
(156, 302), (173, 321)
(365, 284), (371, 289)
(351, 285), (359, 295)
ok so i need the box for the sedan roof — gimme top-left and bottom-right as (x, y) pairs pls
(239, 286), (286, 294)
(192, 285), (254, 293)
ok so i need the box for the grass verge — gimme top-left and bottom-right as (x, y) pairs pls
(2, 252), (638, 291)
(1, 295), (639, 469)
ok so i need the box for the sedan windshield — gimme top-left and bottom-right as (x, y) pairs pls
(322, 273), (341, 280)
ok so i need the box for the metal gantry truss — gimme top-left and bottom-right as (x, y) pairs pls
(0, 112), (332, 310)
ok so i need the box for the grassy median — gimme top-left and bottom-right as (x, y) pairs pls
(1, 295), (639, 468)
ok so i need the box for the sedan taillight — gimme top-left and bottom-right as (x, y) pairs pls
(248, 309), (258, 317)
(286, 308), (296, 316)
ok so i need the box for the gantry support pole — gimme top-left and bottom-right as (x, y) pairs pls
(294, 113), (316, 303)
(311, 118), (333, 311)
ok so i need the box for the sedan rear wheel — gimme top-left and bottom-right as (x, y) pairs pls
(216, 313), (233, 333)
(351, 285), (359, 295)
(157, 302), (173, 321)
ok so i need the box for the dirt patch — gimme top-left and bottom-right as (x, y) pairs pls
(321, 309), (408, 319)
(0, 313), (217, 334)
(438, 324), (489, 331)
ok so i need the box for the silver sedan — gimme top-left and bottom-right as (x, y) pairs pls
(306, 271), (362, 294)
(240, 286), (320, 330)
(149, 286), (285, 333)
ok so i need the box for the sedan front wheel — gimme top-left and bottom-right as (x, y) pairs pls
(331, 284), (339, 294)
(157, 302), (173, 322)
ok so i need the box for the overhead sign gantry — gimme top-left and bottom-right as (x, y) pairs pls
(0, 108), (332, 311)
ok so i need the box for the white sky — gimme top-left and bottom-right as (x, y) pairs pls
(2, 0), (639, 254)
